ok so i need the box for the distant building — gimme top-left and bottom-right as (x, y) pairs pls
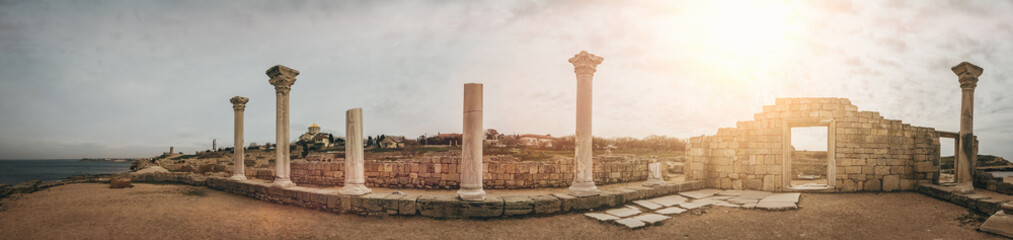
(298, 123), (331, 148)
(519, 134), (555, 147)
(379, 136), (406, 149)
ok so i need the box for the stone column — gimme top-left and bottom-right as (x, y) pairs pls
(568, 51), (603, 197)
(458, 83), (486, 201)
(339, 108), (371, 195)
(230, 96), (249, 181)
(952, 62), (981, 193)
(268, 65), (298, 188)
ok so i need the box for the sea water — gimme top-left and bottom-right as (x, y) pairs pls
(0, 159), (131, 185)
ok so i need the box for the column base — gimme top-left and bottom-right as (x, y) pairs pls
(271, 178), (296, 188)
(954, 183), (975, 194)
(457, 188), (486, 201)
(230, 174), (248, 181)
(568, 180), (600, 197)
(643, 178), (666, 187)
(338, 183), (372, 196)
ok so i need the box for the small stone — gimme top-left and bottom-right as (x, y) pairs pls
(656, 207), (687, 215)
(633, 213), (670, 225)
(615, 218), (647, 229)
(605, 206), (641, 218)
(585, 213), (620, 222)
(110, 177), (132, 188)
(633, 200), (663, 210)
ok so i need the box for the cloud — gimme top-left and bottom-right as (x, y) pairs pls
(0, 0), (1011, 160)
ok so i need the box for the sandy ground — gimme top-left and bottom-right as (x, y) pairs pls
(0, 183), (1003, 240)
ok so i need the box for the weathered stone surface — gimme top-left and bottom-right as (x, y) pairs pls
(680, 189), (722, 199)
(655, 207), (686, 215)
(502, 195), (534, 216)
(552, 193), (575, 212)
(1003, 203), (1013, 212)
(605, 206), (641, 218)
(615, 218), (647, 229)
(632, 200), (663, 210)
(727, 197), (760, 205)
(980, 211), (1013, 238)
(109, 178), (132, 188)
(417, 195), (463, 218)
(633, 213), (670, 225)
(585, 213), (619, 222)
(647, 195), (687, 207)
(756, 201), (797, 210)
(382, 193), (406, 215)
(356, 193), (388, 214)
(12, 180), (41, 193)
(531, 194), (561, 214)
(398, 194), (420, 216)
(763, 193), (801, 204)
(717, 190), (743, 196)
(678, 201), (711, 210)
(571, 194), (608, 211)
(0, 184), (12, 198)
(461, 196), (504, 218)
(712, 201), (740, 208)
(882, 175), (900, 192)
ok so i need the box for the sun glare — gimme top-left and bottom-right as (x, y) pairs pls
(660, 1), (802, 87)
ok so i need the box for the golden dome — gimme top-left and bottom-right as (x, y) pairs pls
(309, 123), (319, 128)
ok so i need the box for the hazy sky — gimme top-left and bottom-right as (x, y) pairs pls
(1, 0), (1011, 159)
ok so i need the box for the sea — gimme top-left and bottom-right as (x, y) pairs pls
(0, 159), (132, 185)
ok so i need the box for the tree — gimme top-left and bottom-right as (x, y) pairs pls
(485, 129), (499, 140)
(367, 136), (373, 146)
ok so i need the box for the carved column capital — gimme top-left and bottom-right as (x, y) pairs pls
(267, 65), (299, 92)
(568, 51), (604, 78)
(951, 61), (982, 89)
(230, 96), (249, 111)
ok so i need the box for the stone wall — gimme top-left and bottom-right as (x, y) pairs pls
(686, 98), (940, 192)
(280, 153), (649, 189)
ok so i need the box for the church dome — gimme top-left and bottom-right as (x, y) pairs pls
(310, 123), (319, 128)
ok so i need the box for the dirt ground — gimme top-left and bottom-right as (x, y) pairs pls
(0, 183), (1003, 240)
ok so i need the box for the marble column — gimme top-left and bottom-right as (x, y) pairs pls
(268, 65), (298, 188)
(568, 51), (603, 197)
(339, 108), (371, 195)
(458, 83), (486, 201)
(952, 61), (982, 193)
(230, 96), (249, 181)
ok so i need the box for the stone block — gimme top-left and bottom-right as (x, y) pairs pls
(633, 213), (670, 225)
(585, 213), (619, 222)
(461, 196), (504, 218)
(552, 193), (575, 212)
(323, 193), (344, 213)
(882, 175), (899, 192)
(398, 194), (420, 216)
(980, 211), (1013, 238)
(571, 195), (608, 211)
(615, 218), (647, 229)
(977, 198), (1009, 215)
(531, 194), (561, 214)
(864, 179), (881, 191)
(417, 195), (463, 219)
(382, 193), (406, 215)
(605, 206), (641, 218)
(502, 195), (534, 217)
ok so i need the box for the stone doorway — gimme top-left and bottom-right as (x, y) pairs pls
(782, 118), (836, 190)
(936, 131), (959, 185)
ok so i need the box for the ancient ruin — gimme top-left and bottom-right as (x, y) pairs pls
(458, 83), (486, 201)
(268, 65), (299, 188)
(229, 96), (248, 181)
(568, 51), (604, 197)
(339, 108), (371, 195)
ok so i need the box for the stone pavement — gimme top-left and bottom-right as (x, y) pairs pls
(584, 189), (801, 229)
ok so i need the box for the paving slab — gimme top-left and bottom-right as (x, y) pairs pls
(647, 195), (687, 207)
(712, 201), (740, 208)
(679, 189), (723, 199)
(727, 197), (760, 205)
(739, 190), (773, 199)
(980, 211), (1013, 238)
(633, 213), (670, 225)
(717, 190), (744, 196)
(755, 201), (797, 211)
(762, 193), (801, 204)
(656, 207), (687, 215)
(704, 195), (732, 200)
(615, 218), (647, 229)
(605, 206), (641, 218)
(678, 201), (712, 210)
(633, 200), (663, 210)
(585, 213), (620, 222)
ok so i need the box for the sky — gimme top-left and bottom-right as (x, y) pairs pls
(0, 0), (1011, 159)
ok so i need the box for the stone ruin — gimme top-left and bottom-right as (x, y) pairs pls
(685, 98), (940, 192)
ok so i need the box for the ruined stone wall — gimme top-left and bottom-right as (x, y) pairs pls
(270, 154), (648, 189)
(686, 98), (940, 192)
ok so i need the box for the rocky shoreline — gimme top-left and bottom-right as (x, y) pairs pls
(0, 173), (122, 199)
